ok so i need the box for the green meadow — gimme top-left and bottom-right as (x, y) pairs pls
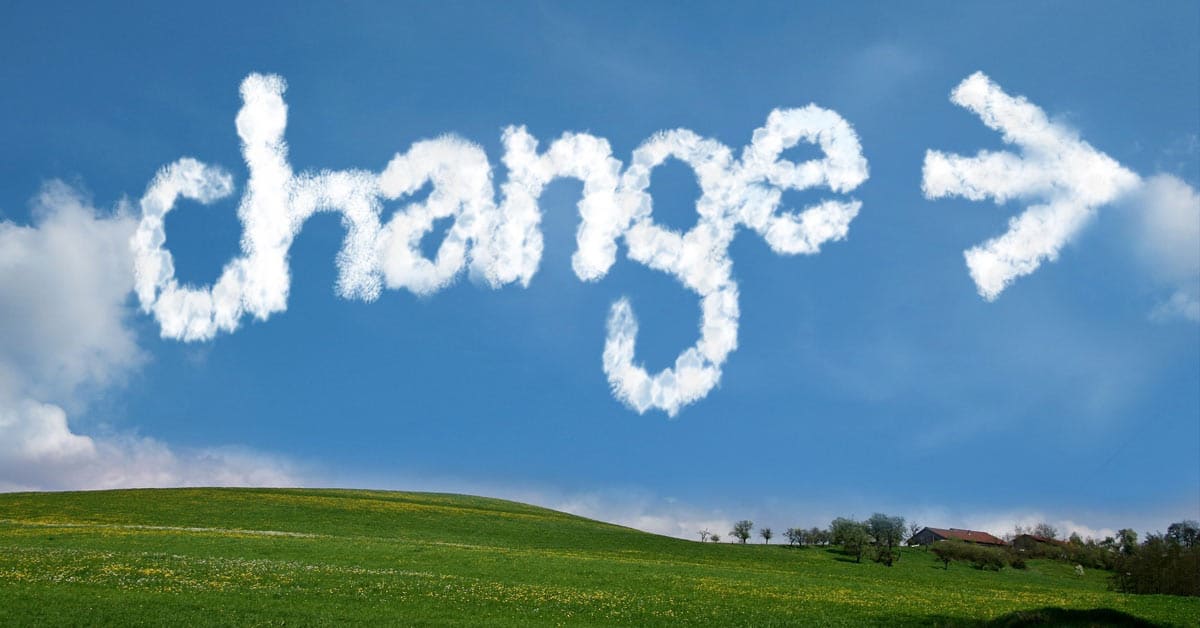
(0, 488), (1195, 626)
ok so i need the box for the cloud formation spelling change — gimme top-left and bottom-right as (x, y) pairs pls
(132, 74), (868, 416)
(130, 71), (1196, 418)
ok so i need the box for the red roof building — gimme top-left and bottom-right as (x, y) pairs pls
(908, 526), (1008, 547)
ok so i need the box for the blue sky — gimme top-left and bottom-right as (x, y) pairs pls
(1, 1), (1197, 539)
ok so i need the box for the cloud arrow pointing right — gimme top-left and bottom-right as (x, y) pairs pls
(922, 71), (1142, 301)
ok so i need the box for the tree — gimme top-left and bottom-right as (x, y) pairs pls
(908, 522), (922, 545)
(1065, 537), (1114, 571)
(931, 543), (953, 569)
(784, 527), (804, 546)
(1033, 522), (1059, 540)
(760, 527), (773, 544)
(731, 520), (753, 544)
(1167, 520), (1199, 549)
(709, 533), (720, 543)
(1117, 528), (1139, 556)
(698, 529), (711, 543)
(845, 525), (869, 563)
(831, 517), (869, 563)
(867, 513), (906, 566)
(830, 517), (855, 546)
(1068, 531), (1084, 546)
(809, 527), (829, 546)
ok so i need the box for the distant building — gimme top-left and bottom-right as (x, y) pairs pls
(907, 527), (1008, 547)
(1012, 534), (1070, 553)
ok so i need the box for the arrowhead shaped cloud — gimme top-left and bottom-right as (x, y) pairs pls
(922, 72), (1141, 300)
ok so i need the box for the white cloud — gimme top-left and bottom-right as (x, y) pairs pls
(0, 182), (141, 402)
(1, 183), (302, 492)
(923, 71), (1141, 300)
(1150, 289), (1200, 323)
(549, 492), (734, 540)
(1125, 173), (1200, 323)
(0, 399), (96, 463)
(1132, 174), (1200, 281)
(131, 73), (868, 416)
(0, 398), (298, 493)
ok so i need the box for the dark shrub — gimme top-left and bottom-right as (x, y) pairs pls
(1110, 532), (1200, 597)
(930, 541), (1006, 571)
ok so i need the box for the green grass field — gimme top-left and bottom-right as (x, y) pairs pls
(0, 488), (1195, 626)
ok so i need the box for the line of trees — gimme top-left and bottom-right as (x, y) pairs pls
(1011, 522), (1062, 540)
(700, 514), (908, 567)
(699, 521), (758, 544)
(696, 515), (1198, 597)
(1110, 521), (1198, 596)
(1007, 520), (1192, 574)
(783, 526), (831, 547)
(699, 520), (849, 547)
(1000, 520), (1198, 596)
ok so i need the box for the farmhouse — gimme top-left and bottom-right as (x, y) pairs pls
(1012, 534), (1070, 552)
(907, 527), (1008, 547)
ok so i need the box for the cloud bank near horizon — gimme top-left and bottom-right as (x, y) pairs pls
(131, 74), (868, 416)
(923, 72), (1200, 319)
(0, 183), (302, 492)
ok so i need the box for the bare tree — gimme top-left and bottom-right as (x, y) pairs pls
(1033, 522), (1059, 540)
(698, 529), (711, 543)
(908, 522), (921, 544)
(760, 527), (773, 544)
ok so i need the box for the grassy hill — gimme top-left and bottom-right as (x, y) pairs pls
(0, 488), (1195, 626)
